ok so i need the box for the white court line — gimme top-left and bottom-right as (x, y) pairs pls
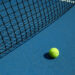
(61, 0), (75, 4)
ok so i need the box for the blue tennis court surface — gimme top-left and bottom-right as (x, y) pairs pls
(0, 5), (75, 75)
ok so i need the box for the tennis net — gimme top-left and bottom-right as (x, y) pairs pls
(0, 0), (75, 58)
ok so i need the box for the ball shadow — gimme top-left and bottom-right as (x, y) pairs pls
(43, 52), (55, 60)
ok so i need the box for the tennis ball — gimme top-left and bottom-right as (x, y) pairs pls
(49, 48), (59, 58)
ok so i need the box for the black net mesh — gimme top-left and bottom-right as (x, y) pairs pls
(0, 0), (75, 58)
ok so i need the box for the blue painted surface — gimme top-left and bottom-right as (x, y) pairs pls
(0, 4), (75, 75)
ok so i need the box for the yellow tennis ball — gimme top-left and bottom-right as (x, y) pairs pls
(49, 48), (59, 58)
